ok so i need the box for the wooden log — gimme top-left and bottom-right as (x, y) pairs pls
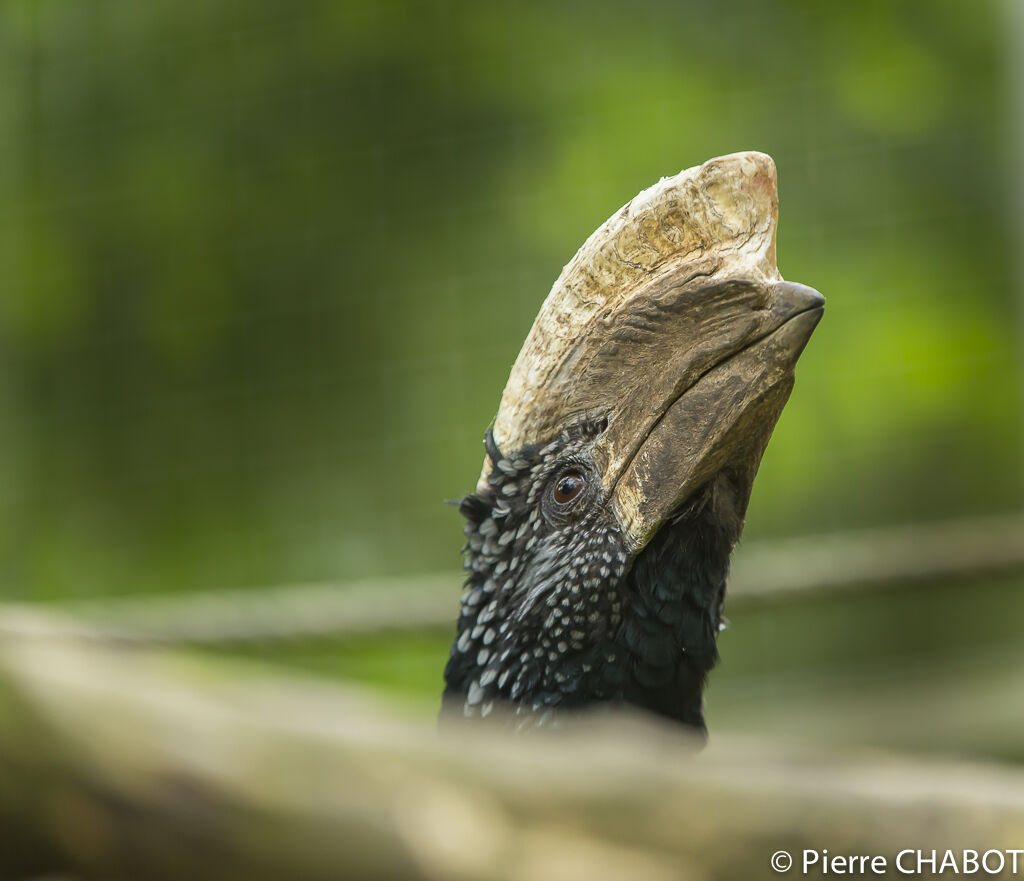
(32, 513), (1024, 646)
(1, 608), (1023, 880)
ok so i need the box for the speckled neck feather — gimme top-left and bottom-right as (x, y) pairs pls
(442, 419), (742, 733)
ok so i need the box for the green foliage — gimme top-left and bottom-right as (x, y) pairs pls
(0, 0), (1019, 600)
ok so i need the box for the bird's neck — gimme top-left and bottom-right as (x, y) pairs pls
(608, 479), (740, 730)
(444, 470), (742, 732)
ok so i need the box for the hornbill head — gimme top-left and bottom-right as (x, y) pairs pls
(443, 152), (823, 732)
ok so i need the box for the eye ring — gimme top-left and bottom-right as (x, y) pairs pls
(553, 470), (586, 505)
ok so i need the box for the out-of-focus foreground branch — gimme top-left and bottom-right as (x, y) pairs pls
(1, 608), (1023, 881)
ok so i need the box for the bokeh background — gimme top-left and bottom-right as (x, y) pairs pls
(1, 1), (1022, 758)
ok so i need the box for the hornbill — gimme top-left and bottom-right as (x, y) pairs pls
(442, 152), (823, 733)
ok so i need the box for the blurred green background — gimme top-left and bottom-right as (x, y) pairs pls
(1, 1), (1022, 756)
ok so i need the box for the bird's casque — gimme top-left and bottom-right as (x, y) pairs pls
(442, 153), (823, 733)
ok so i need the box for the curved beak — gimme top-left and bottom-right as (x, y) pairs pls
(602, 280), (823, 551)
(480, 152), (823, 553)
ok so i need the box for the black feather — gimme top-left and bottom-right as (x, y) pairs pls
(443, 419), (740, 733)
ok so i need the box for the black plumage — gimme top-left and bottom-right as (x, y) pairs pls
(440, 153), (822, 734)
(442, 418), (743, 733)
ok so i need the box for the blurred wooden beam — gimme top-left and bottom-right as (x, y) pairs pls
(730, 511), (1024, 599)
(19, 513), (1024, 646)
(2, 608), (1024, 881)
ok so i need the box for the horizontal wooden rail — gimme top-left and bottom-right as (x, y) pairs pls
(11, 513), (1019, 647)
(1, 608), (1023, 881)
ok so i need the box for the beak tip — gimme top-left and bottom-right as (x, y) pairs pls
(776, 281), (825, 314)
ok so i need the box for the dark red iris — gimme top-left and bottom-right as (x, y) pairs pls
(553, 471), (585, 504)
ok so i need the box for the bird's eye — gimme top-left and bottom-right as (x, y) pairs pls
(553, 471), (585, 505)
